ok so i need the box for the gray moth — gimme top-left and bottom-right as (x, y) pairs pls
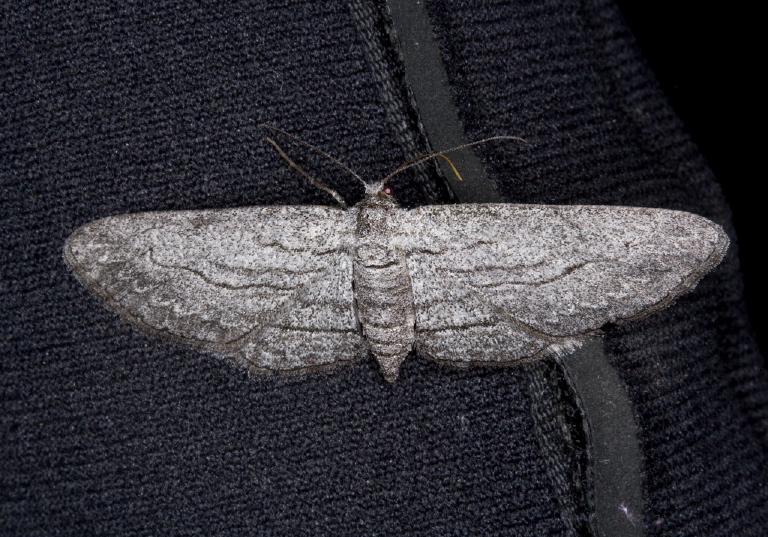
(64, 139), (729, 382)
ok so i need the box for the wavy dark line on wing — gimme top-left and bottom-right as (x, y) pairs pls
(224, 263), (342, 346)
(266, 326), (361, 335)
(418, 263), (568, 343)
(148, 248), (321, 292)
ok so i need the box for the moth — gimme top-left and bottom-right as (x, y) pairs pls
(64, 130), (729, 381)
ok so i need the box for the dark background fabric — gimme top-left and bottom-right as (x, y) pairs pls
(2, 1), (766, 535)
(616, 0), (766, 362)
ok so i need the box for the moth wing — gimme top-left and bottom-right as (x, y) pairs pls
(64, 206), (364, 374)
(395, 204), (728, 366)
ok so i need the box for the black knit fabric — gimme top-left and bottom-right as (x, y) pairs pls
(2, 1), (766, 535)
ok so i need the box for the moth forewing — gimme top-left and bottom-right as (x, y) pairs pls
(393, 203), (728, 370)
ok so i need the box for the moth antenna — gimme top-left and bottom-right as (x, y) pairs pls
(395, 153), (465, 181)
(259, 124), (366, 188)
(381, 135), (528, 186)
(265, 137), (348, 208)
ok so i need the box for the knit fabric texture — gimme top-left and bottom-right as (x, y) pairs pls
(2, 0), (766, 535)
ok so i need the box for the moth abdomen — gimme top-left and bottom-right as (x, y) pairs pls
(353, 255), (415, 380)
(353, 202), (416, 381)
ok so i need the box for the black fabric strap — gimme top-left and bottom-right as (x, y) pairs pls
(382, 1), (646, 535)
(560, 341), (645, 537)
(347, 1), (448, 204)
(384, 0), (503, 202)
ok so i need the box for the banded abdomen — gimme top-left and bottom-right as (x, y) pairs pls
(353, 196), (415, 381)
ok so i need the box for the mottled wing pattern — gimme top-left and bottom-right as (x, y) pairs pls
(64, 206), (363, 374)
(395, 204), (728, 366)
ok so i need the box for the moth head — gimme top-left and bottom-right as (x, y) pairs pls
(357, 181), (398, 209)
